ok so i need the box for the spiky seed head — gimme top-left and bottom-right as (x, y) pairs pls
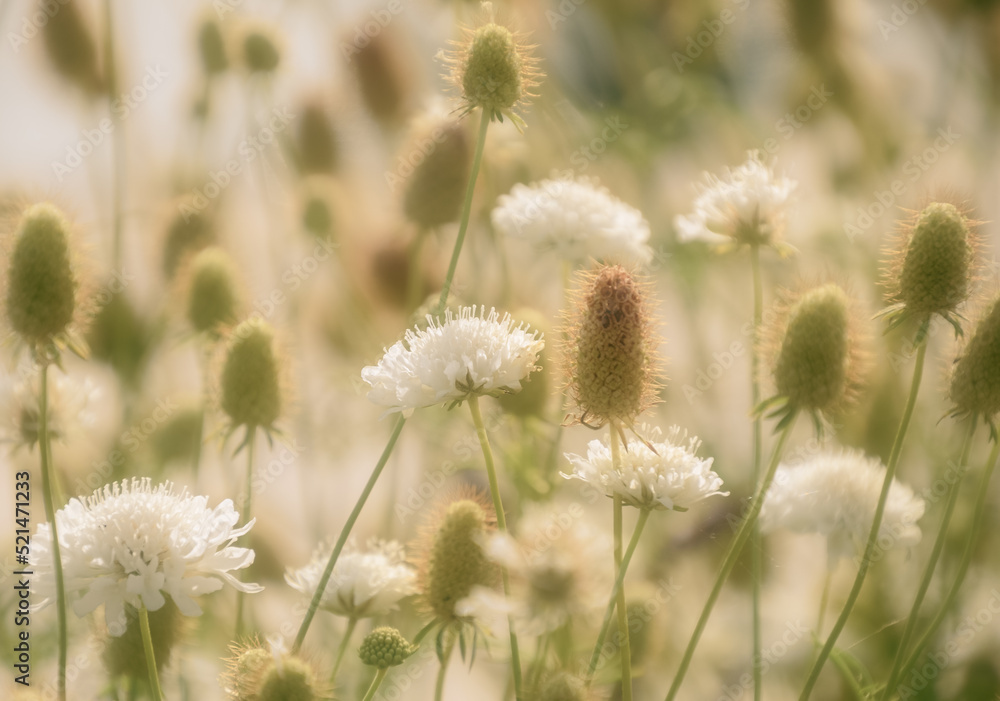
(950, 292), (1000, 420)
(221, 320), (283, 429)
(163, 206), (215, 279)
(296, 103), (338, 175)
(564, 265), (661, 428)
(103, 601), (184, 685)
(256, 656), (319, 701)
(538, 672), (588, 701)
(186, 247), (241, 336)
(198, 16), (229, 75)
(5, 203), (78, 346)
(354, 32), (409, 124)
(241, 25), (281, 74)
(222, 640), (272, 700)
(773, 283), (855, 414)
(402, 118), (471, 229)
(415, 491), (498, 623)
(894, 202), (974, 316)
(358, 627), (416, 668)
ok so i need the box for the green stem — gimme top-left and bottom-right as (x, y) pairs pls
(610, 424), (633, 701)
(235, 425), (256, 640)
(139, 604), (164, 701)
(529, 634), (551, 688)
(468, 395), (523, 700)
(890, 433), (1000, 697)
(749, 243), (764, 701)
(798, 326), (929, 700)
(104, 0), (124, 270)
(435, 109), (490, 315)
(362, 667), (388, 701)
(585, 509), (651, 685)
(330, 616), (358, 687)
(817, 568), (832, 636)
(292, 415), (406, 653)
(880, 414), (977, 699)
(665, 412), (797, 701)
(435, 633), (456, 701)
(39, 362), (68, 701)
(407, 227), (428, 311)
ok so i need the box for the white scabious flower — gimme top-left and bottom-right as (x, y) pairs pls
(760, 449), (926, 566)
(2, 370), (98, 452)
(284, 539), (416, 618)
(674, 151), (796, 251)
(30, 478), (261, 636)
(562, 425), (727, 511)
(361, 306), (544, 415)
(491, 176), (653, 265)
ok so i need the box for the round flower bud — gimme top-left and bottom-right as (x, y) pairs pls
(402, 118), (470, 229)
(564, 265), (661, 428)
(198, 16), (229, 75)
(950, 293), (1000, 419)
(256, 656), (319, 701)
(242, 25), (281, 74)
(296, 103), (338, 175)
(221, 320), (282, 429)
(186, 247), (241, 336)
(103, 602), (183, 686)
(5, 203), (77, 345)
(895, 202), (973, 316)
(358, 627), (416, 668)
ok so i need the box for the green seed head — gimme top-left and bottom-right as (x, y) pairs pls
(358, 627), (416, 668)
(459, 24), (526, 120)
(950, 293), (1000, 419)
(41, 0), (103, 95)
(256, 656), (318, 701)
(163, 206), (214, 279)
(403, 118), (471, 229)
(187, 247), (240, 336)
(198, 16), (229, 75)
(5, 203), (77, 345)
(773, 284), (852, 413)
(566, 265), (661, 427)
(296, 103), (338, 175)
(242, 26), (281, 73)
(895, 203), (973, 316)
(221, 319), (283, 429)
(223, 643), (272, 700)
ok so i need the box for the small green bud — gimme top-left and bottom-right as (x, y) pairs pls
(256, 656), (319, 701)
(358, 627), (416, 668)
(198, 16), (229, 75)
(950, 293), (1000, 419)
(187, 247), (240, 335)
(5, 203), (77, 345)
(896, 203), (972, 316)
(402, 118), (470, 229)
(221, 320), (283, 429)
(242, 26), (281, 73)
(86, 290), (153, 390)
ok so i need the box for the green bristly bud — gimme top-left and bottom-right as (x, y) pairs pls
(221, 320), (282, 429)
(187, 247), (240, 335)
(403, 119), (470, 229)
(897, 202), (972, 316)
(6, 203), (77, 345)
(950, 293), (1000, 420)
(461, 24), (523, 120)
(256, 656), (319, 701)
(422, 498), (496, 622)
(224, 644), (272, 700)
(242, 27), (281, 73)
(358, 627), (416, 668)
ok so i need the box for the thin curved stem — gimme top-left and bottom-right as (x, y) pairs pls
(749, 243), (764, 701)
(292, 415), (406, 653)
(664, 412), (797, 701)
(39, 362), (68, 701)
(435, 633), (456, 701)
(799, 327), (929, 700)
(891, 434), (1000, 697)
(435, 109), (490, 315)
(468, 395), (523, 700)
(585, 509), (651, 685)
(880, 415), (977, 699)
(362, 667), (389, 701)
(330, 616), (358, 687)
(610, 424), (633, 701)
(235, 425), (256, 640)
(139, 604), (164, 701)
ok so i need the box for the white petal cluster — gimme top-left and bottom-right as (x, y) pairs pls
(284, 539), (416, 618)
(562, 425), (727, 511)
(674, 151), (795, 248)
(31, 478), (261, 636)
(361, 306), (544, 414)
(491, 176), (653, 265)
(760, 449), (925, 564)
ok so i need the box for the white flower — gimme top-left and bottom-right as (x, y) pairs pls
(361, 306), (544, 415)
(284, 539), (416, 618)
(30, 478), (261, 636)
(674, 151), (796, 250)
(2, 370), (98, 451)
(760, 449), (925, 566)
(491, 176), (653, 265)
(562, 425), (727, 511)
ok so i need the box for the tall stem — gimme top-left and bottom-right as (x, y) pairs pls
(749, 243), (764, 701)
(235, 425), (256, 639)
(586, 509), (651, 685)
(435, 109), (490, 315)
(880, 415), (977, 699)
(799, 327), (929, 700)
(610, 425), (633, 701)
(104, 0), (124, 270)
(891, 434), (1000, 696)
(362, 667), (389, 701)
(434, 634), (456, 701)
(330, 616), (358, 687)
(39, 362), (68, 701)
(292, 415), (406, 653)
(468, 395), (523, 699)
(664, 412), (797, 701)
(139, 604), (164, 701)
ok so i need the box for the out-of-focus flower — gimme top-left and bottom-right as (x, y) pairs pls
(760, 449), (925, 566)
(492, 176), (653, 265)
(2, 372), (98, 452)
(674, 151), (796, 252)
(563, 425), (726, 511)
(31, 478), (261, 635)
(284, 539), (416, 619)
(361, 306), (543, 415)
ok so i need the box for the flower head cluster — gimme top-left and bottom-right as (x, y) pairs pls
(284, 539), (416, 619)
(760, 450), (925, 566)
(491, 176), (653, 265)
(674, 151), (796, 252)
(563, 425), (726, 511)
(358, 627), (417, 669)
(362, 306), (543, 415)
(31, 478), (261, 635)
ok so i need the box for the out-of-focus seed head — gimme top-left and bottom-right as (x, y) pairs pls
(241, 23), (281, 74)
(198, 15), (229, 76)
(185, 247), (241, 337)
(352, 31), (412, 125)
(295, 102), (339, 175)
(221, 319), (283, 431)
(40, 0), (104, 96)
(894, 203), (974, 317)
(402, 116), (471, 229)
(163, 204), (215, 280)
(950, 292), (1000, 422)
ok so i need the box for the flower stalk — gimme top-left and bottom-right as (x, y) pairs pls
(139, 603), (164, 701)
